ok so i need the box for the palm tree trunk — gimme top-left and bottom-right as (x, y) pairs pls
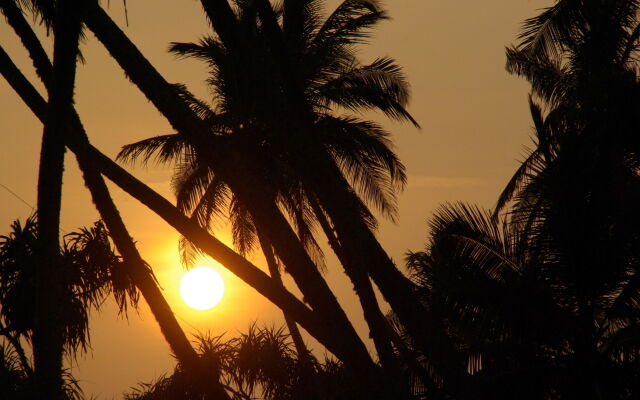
(0, 0), (51, 84)
(71, 120), (230, 400)
(219, 172), (375, 371)
(33, 1), (81, 397)
(308, 195), (399, 371)
(306, 153), (437, 352)
(256, 231), (311, 365)
(0, 45), (364, 367)
(312, 197), (434, 387)
(244, 0), (431, 358)
(0, 6), (216, 383)
(79, 2), (375, 372)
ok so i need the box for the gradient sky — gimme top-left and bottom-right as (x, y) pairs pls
(1, 0), (549, 397)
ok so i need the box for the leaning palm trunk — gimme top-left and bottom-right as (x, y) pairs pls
(314, 195), (433, 386)
(219, 173), (373, 368)
(78, 1), (376, 373)
(243, 1), (431, 357)
(309, 196), (399, 371)
(33, 1), (81, 397)
(307, 154), (435, 353)
(0, 47), (371, 370)
(72, 118), (231, 400)
(0, 7), (219, 387)
(256, 231), (312, 366)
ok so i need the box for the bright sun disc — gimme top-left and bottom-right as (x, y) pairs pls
(180, 266), (224, 310)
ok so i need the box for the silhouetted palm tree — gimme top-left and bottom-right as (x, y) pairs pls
(404, 203), (640, 399)
(80, 0), (392, 373)
(117, 0), (416, 376)
(13, 0), (85, 396)
(0, 7), (233, 394)
(0, 216), (139, 399)
(0, 40), (339, 380)
(502, 0), (640, 216)
(2, 0), (407, 383)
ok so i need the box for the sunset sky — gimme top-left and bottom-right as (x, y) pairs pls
(1, 0), (549, 397)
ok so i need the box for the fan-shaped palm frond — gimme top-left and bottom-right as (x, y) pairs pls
(0, 216), (138, 355)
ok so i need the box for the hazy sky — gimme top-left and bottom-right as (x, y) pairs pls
(0, 0), (549, 397)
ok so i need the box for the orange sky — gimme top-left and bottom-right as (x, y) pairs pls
(0, 1), (549, 397)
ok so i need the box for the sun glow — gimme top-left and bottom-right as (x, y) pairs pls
(179, 266), (225, 310)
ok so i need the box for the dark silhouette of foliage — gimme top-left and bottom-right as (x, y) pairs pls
(0, 215), (139, 399)
(392, 2), (640, 398)
(117, 0), (417, 380)
(124, 324), (375, 400)
(403, 202), (640, 399)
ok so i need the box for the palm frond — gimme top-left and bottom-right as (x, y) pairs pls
(283, 0), (323, 50)
(506, 46), (569, 106)
(430, 203), (521, 278)
(317, 57), (419, 126)
(277, 187), (326, 271)
(318, 115), (405, 222)
(314, 0), (387, 47)
(117, 134), (190, 166)
(229, 197), (257, 256)
(516, 0), (583, 60)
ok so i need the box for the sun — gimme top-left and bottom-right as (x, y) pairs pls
(179, 266), (225, 310)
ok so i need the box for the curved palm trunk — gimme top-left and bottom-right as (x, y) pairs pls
(308, 154), (435, 351)
(312, 200), (433, 386)
(0, 6), (214, 383)
(246, 0), (431, 357)
(78, 1), (375, 372)
(256, 231), (312, 365)
(0, 47), (369, 369)
(33, 1), (81, 397)
(72, 122), (230, 400)
(308, 196), (398, 371)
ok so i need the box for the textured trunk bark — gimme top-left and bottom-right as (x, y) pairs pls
(80, 1), (375, 372)
(33, 1), (81, 397)
(0, 0), (51, 84)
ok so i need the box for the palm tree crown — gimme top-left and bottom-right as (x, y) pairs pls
(118, 0), (415, 264)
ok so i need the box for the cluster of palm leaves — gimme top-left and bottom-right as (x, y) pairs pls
(0, 216), (138, 399)
(116, 0), (424, 390)
(124, 324), (366, 400)
(400, 1), (640, 399)
(116, 0), (413, 291)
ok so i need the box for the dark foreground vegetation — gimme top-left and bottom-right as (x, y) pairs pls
(1, 0), (639, 399)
